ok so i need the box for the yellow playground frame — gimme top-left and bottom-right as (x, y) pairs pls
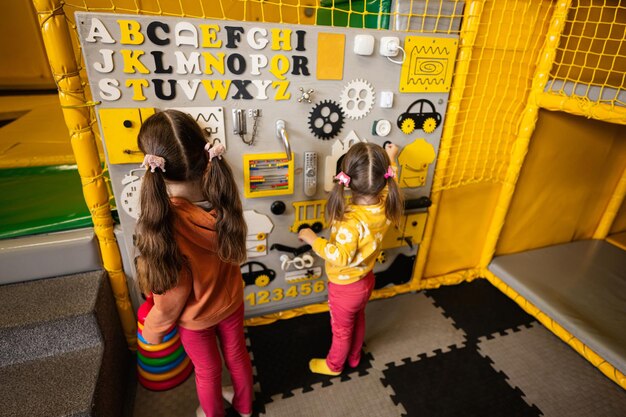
(30, 0), (626, 390)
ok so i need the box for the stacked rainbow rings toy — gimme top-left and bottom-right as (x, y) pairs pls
(137, 297), (194, 391)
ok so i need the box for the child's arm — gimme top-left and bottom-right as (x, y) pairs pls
(299, 223), (359, 267)
(384, 142), (400, 177)
(142, 269), (192, 344)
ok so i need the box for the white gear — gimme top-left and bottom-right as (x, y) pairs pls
(339, 79), (375, 120)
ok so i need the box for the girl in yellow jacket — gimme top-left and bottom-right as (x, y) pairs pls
(299, 142), (403, 375)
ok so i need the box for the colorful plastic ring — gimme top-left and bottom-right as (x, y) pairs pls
(138, 360), (193, 391)
(137, 332), (180, 352)
(137, 344), (185, 367)
(137, 338), (182, 359)
(138, 350), (187, 373)
(137, 356), (191, 382)
(138, 326), (177, 344)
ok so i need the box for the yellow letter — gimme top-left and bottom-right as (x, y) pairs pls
(120, 50), (150, 74)
(118, 20), (144, 45)
(199, 24), (222, 48)
(201, 80), (232, 100)
(272, 81), (291, 100)
(125, 79), (149, 101)
(202, 52), (226, 75)
(271, 28), (292, 51)
(269, 55), (290, 80)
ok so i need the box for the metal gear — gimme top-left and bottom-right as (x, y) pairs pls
(308, 100), (345, 140)
(339, 78), (375, 120)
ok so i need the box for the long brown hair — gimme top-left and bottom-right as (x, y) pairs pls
(135, 109), (247, 294)
(326, 142), (403, 225)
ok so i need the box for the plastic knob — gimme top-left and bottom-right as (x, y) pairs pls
(271, 201), (286, 215)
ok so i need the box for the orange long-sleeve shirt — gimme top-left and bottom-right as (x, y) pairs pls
(142, 197), (243, 344)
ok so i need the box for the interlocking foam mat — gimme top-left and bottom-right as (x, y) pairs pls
(132, 280), (626, 417)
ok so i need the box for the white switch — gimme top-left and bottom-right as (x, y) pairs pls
(354, 34), (375, 56)
(380, 36), (400, 57)
(380, 91), (394, 108)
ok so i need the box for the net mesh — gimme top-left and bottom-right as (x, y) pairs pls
(40, 0), (625, 194)
(546, 0), (626, 111)
(436, 0), (553, 189)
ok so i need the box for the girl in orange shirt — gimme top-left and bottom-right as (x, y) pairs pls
(137, 110), (252, 417)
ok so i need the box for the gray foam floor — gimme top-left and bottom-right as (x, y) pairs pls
(478, 322), (626, 417)
(132, 283), (626, 417)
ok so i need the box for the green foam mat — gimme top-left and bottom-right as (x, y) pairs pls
(317, 0), (392, 29)
(0, 165), (93, 239)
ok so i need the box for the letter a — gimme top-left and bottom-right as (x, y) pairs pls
(86, 18), (115, 44)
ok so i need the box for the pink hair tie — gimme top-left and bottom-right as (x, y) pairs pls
(205, 142), (225, 161)
(335, 171), (351, 187)
(141, 154), (166, 173)
(384, 166), (395, 179)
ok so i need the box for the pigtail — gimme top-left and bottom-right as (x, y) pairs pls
(135, 169), (184, 294)
(202, 156), (247, 264)
(384, 175), (404, 226)
(326, 182), (347, 225)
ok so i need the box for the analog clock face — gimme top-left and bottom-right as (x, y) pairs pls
(120, 174), (142, 219)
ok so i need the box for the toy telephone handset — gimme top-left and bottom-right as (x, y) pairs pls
(303, 151), (318, 197)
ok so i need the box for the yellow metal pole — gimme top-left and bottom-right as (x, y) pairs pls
(537, 92), (626, 125)
(478, 0), (572, 267)
(32, 0), (137, 348)
(412, 0), (485, 286)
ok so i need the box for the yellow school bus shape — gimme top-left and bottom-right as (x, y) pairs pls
(290, 199), (327, 233)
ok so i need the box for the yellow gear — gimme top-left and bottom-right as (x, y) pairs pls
(401, 118), (415, 134)
(255, 274), (271, 287)
(422, 117), (437, 134)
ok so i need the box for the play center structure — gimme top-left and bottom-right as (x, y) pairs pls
(0, 0), (625, 415)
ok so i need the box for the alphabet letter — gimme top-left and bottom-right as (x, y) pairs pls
(175, 51), (202, 75)
(178, 79), (201, 100)
(153, 79), (177, 100)
(250, 54), (268, 75)
(86, 18), (115, 44)
(247, 27), (269, 50)
(269, 54), (290, 80)
(199, 24), (222, 48)
(120, 50), (150, 74)
(271, 28), (292, 51)
(125, 79), (149, 101)
(94, 49), (114, 73)
(98, 78), (121, 100)
(175, 22), (199, 48)
(118, 20), (144, 45)
(225, 26), (244, 48)
(147, 21), (170, 46)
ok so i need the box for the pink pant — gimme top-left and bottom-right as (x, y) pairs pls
(326, 271), (375, 372)
(178, 303), (253, 417)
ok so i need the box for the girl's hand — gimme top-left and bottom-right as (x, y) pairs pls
(298, 228), (318, 245)
(384, 142), (400, 160)
(141, 327), (163, 345)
